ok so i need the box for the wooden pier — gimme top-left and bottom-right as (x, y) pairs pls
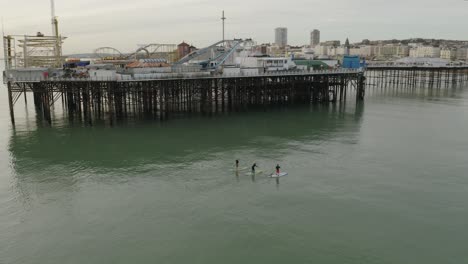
(5, 71), (365, 125)
(365, 66), (468, 90)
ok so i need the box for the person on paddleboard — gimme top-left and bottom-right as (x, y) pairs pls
(251, 163), (257, 173)
(276, 164), (281, 175)
(236, 160), (239, 169)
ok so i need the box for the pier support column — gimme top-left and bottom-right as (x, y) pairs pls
(23, 84), (28, 105)
(7, 82), (15, 126)
(356, 74), (366, 101)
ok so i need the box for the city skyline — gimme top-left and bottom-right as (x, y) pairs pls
(1, 0), (467, 54)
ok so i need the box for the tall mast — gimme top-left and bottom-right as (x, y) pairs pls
(50, 0), (61, 67)
(51, 0), (57, 36)
(221, 11), (226, 44)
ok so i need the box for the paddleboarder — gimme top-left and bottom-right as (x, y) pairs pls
(276, 164), (281, 175)
(251, 163), (257, 173)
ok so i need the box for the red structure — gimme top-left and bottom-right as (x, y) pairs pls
(177, 42), (197, 59)
(178, 42), (190, 59)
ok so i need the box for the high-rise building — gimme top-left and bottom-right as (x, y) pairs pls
(310, 29), (320, 47)
(275, 27), (288, 48)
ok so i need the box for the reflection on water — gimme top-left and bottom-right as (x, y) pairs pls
(9, 103), (364, 184)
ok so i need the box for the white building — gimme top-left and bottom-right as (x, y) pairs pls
(410, 46), (441, 58)
(310, 29), (320, 47)
(234, 57), (296, 71)
(314, 45), (329, 56)
(374, 44), (409, 58)
(349, 47), (361, 56)
(440, 48), (457, 60)
(275, 27), (288, 48)
(359, 45), (377, 58)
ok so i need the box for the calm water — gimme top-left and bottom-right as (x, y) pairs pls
(1, 65), (468, 264)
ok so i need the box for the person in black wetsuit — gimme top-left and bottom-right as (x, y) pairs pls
(236, 160), (239, 169)
(276, 164), (281, 175)
(251, 163), (257, 173)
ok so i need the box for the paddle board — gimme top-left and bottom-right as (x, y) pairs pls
(270, 172), (288, 178)
(232, 166), (249, 172)
(245, 170), (264, 176)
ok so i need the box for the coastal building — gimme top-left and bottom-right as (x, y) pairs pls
(314, 40), (342, 58)
(440, 48), (457, 60)
(359, 45), (377, 58)
(314, 45), (329, 56)
(321, 40), (341, 47)
(178, 42), (191, 59)
(410, 46), (441, 58)
(375, 44), (409, 59)
(398, 45), (410, 57)
(268, 44), (284, 56)
(301, 47), (315, 60)
(456, 48), (468, 61)
(325, 46), (346, 57)
(275, 27), (288, 48)
(349, 47), (362, 56)
(310, 29), (320, 47)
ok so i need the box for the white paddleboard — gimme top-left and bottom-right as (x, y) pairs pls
(270, 172), (288, 178)
(232, 166), (249, 172)
(245, 170), (263, 176)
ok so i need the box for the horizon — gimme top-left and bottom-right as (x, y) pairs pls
(1, 0), (467, 54)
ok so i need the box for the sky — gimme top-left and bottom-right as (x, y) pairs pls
(1, 0), (467, 54)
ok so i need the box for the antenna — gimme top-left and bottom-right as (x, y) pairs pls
(221, 11), (226, 44)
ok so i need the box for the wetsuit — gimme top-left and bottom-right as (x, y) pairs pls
(251, 163), (257, 173)
(236, 160), (239, 168)
(276, 165), (281, 174)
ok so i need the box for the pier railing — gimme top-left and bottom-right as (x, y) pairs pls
(367, 65), (468, 69)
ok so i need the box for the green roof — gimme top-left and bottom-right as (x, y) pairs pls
(293, 60), (329, 68)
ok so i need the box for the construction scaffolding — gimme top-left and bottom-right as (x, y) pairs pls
(3, 34), (67, 69)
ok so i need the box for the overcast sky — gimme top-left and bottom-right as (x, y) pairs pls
(1, 0), (467, 54)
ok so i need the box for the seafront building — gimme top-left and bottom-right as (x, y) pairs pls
(410, 46), (441, 58)
(274, 27), (288, 48)
(441, 48), (457, 61)
(177, 42), (197, 60)
(456, 48), (468, 61)
(310, 29), (320, 47)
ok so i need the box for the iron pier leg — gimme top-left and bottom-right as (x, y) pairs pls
(7, 82), (15, 126)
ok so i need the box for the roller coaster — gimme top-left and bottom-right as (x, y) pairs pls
(175, 39), (255, 71)
(93, 39), (255, 71)
(94, 44), (177, 62)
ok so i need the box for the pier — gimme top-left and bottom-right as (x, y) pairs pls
(4, 70), (365, 126)
(365, 66), (468, 90)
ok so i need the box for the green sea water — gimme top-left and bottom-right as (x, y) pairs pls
(1, 63), (468, 263)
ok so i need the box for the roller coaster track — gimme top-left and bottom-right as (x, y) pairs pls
(94, 44), (176, 61)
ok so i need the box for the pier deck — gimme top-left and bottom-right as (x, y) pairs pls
(5, 70), (366, 126)
(6, 66), (468, 126)
(365, 66), (468, 90)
